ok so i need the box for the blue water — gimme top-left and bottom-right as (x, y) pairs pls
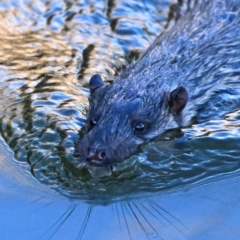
(1, 0), (240, 239)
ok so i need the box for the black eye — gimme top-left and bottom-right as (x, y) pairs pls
(134, 122), (145, 133)
(90, 117), (97, 127)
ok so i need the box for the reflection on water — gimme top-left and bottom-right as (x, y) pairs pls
(0, 0), (240, 239)
(0, 0), (178, 201)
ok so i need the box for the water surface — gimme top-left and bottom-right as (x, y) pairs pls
(1, 0), (240, 239)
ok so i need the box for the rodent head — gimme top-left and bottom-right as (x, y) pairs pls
(78, 74), (188, 166)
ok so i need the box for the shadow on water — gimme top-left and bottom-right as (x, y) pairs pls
(1, 0), (240, 239)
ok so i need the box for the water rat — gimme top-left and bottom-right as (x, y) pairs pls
(77, 0), (240, 165)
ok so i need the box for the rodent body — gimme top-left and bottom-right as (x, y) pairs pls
(77, 0), (240, 165)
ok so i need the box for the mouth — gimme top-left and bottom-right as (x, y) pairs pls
(87, 159), (105, 166)
(86, 159), (114, 174)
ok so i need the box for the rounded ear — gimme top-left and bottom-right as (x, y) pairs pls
(89, 74), (105, 94)
(169, 86), (188, 115)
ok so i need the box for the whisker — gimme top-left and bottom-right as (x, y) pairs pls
(127, 202), (148, 236)
(39, 204), (76, 240)
(152, 202), (188, 229)
(115, 203), (122, 231)
(150, 202), (188, 237)
(35, 202), (53, 211)
(19, 198), (44, 209)
(139, 202), (165, 226)
(121, 203), (132, 240)
(132, 202), (160, 238)
(77, 205), (93, 240)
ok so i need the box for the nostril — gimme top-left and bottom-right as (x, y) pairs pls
(86, 147), (106, 162)
(86, 149), (95, 161)
(99, 151), (106, 160)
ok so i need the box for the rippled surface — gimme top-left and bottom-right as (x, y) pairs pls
(0, 0), (240, 202)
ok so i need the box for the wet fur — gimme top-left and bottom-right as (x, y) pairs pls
(79, 0), (240, 164)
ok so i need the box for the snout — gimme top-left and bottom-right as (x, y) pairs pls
(86, 147), (107, 166)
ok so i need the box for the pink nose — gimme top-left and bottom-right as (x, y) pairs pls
(86, 148), (106, 162)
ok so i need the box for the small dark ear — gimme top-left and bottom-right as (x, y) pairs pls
(169, 86), (188, 115)
(89, 74), (105, 94)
